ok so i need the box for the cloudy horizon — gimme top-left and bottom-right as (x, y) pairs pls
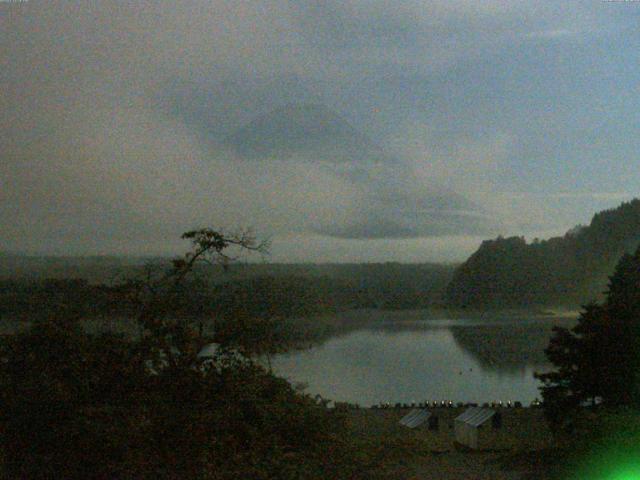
(2, 1), (639, 262)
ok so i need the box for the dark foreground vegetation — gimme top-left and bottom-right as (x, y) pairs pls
(0, 230), (378, 479)
(0, 317), (367, 479)
(447, 199), (640, 308)
(534, 244), (640, 478)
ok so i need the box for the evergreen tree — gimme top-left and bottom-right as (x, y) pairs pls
(537, 246), (640, 428)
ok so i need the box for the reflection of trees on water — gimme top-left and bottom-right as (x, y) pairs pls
(284, 312), (576, 379)
(449, 322), (568, 375)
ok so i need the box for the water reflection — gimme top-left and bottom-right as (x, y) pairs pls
(270, 311), (576, 406)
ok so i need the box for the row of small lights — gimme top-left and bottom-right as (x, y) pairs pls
(370, 399), (542, 409)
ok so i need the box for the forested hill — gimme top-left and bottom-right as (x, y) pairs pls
(446, 199), (640, 308)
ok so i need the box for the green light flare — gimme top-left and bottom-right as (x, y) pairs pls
(607, 469), (640, 480)
(575, 456), (640, 480)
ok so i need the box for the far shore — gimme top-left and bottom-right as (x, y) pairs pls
(319, 306), (581, 323)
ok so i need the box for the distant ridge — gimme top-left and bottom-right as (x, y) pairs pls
(446, 199), (640, 307)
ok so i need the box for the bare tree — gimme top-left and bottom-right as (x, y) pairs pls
(126, 228), (269, 371)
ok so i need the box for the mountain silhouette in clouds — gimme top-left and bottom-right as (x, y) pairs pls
(224, 103), (392, 165)
(223, 101), (493, 239)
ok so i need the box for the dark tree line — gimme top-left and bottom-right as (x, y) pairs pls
(0, 263), (455, 323)
(446, 199), (640, 308)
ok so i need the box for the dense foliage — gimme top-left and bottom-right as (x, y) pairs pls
(0, 230), (374, 479)
(446, 199), (640, 307)
(536, 245), (640, 428)
(0, 316), (364, 479)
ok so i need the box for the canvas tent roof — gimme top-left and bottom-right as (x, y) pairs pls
(455, 407), (495, 427)
(399, 409), (431, 428)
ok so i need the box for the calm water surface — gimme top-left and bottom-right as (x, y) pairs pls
(271, 310), (576, 406)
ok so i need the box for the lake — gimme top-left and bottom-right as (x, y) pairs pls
(270, 310), (577, 407)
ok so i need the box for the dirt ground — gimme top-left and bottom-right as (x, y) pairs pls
(346, 407), (558, 479)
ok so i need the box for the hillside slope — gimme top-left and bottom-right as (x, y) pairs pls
(446, 199), (640, 307)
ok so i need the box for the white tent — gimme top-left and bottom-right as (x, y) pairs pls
(454, 407), (497, 449)
(398, 409), (431, 429)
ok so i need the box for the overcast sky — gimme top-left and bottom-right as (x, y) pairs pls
(2, 1), (639, 262)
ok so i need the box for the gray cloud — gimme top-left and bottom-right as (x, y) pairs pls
(1, 1), (638, 259)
